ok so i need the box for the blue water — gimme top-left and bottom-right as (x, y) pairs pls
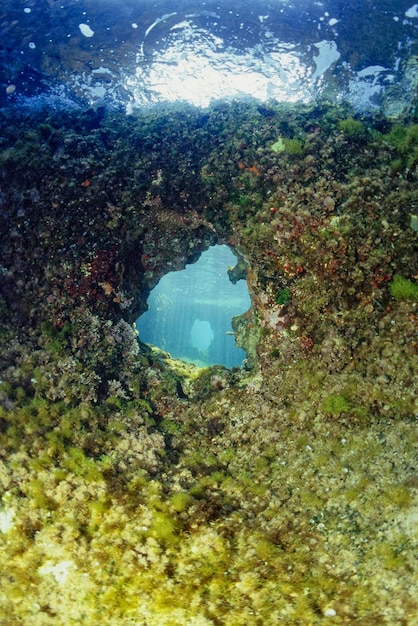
(136, 245), (251, 368)
(1, 1), (417, 115)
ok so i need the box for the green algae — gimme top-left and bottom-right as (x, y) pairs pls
(322, 394), (351, 416)
(338, 117), (367, 139)
(389, 274), (418, 301)
(276, 287), (292, 306)
(271, 135), (304, 155)
(271, 136), (285, 152)
(385, 123), (418, 168)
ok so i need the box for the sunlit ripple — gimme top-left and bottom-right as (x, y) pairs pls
(6, 1), (415, 115)
(124, 18), (317, 108)
(128, 48), (312, 107)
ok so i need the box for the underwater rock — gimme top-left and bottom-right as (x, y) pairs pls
(0, 101), (417, 625)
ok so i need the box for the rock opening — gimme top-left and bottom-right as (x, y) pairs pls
(136, 245), (251, 367)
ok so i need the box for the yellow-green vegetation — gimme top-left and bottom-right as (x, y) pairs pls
(321, 393), (351, 416)
(0, 388), (417, 625)
(385, 123), (418, 168)
(339, 117), (367, 139)
(271, 136), (304, 154)
(389, 274), (418, 301)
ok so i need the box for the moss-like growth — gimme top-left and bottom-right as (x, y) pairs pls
(322, 394), (351, 416)
(385, 123), (418, 168)
(271, 136), (304, 155)
(61, 447), (104, 482)
(339, 117), (367, 139)
(149, 511), (178, 542)
(283, 137), (304, 155)
(389, 274), (418, 301)
(276, 287), (291, 305)
(170, 492), (193, 512)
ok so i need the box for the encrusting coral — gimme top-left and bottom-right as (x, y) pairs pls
(0, 100), (417, 625)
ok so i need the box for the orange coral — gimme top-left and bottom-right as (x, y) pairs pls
(238, 162), (260, 176)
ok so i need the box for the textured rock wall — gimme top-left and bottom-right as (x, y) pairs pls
(0, 102), (417, 624)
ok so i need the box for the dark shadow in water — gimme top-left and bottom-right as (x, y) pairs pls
(136, 245), (250, 367)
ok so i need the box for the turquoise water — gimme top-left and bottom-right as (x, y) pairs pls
(136, 245), (251, 368)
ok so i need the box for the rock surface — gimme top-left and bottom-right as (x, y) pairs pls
(0, 101), (417, 624)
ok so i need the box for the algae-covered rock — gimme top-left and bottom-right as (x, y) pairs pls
(0, 102), (417, 625)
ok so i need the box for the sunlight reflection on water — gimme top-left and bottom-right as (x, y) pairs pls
(2, 0), (416, 115)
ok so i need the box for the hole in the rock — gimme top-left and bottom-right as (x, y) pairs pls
(136, 245), (251, 368)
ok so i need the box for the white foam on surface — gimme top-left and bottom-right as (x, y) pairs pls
(79, 23), (94, 38)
